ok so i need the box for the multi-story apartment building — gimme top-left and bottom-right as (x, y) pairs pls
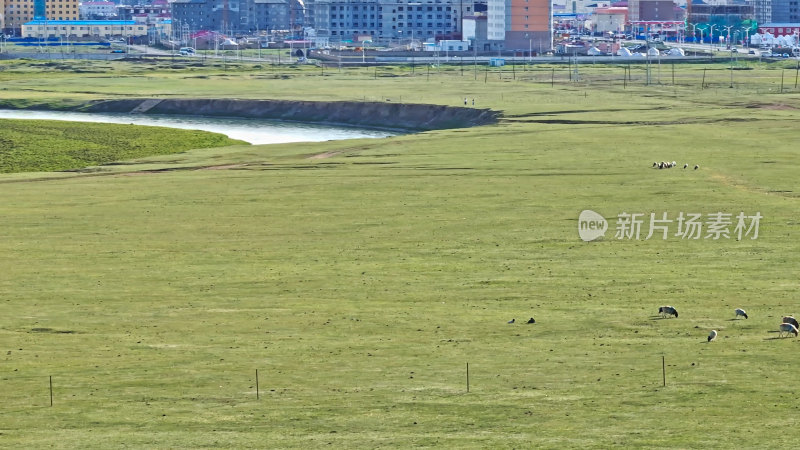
(171, 0), (301, 34)
(254, 0), (294, 31)
(312, 0), (469, 42)
(304, 0), (314, 29)
(79, 1), (117, 19)
(488, 0), (550, 51)
(312, 0), (377, 38)
(750, 0), (772, 25)
(4, 0), (79, 34)
(116, 0), (170, 21)
(687, 1), (752, 25)
(629, 0), (680, 22)
(769, 0), (800, 22)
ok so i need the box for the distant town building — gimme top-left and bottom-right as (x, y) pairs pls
(463, 14), (490, 49)
(171, 0), (301, 34)
(758, 22), (800, 35)
(769, 0), (800, 23)
(254, 0), (294, 31)
(591, 6), (627, 33)
(21, 19), (148, 38)
(80, 1), (117, 19)
(4, 0), (79, 34)
(312, 0), (469, 43)
(487, 0), (551, 52)
(687, 1), (752, 25)
(628, 0), (680, 21)
(116, 0), (170, 21)
(751, 0), (772, 25)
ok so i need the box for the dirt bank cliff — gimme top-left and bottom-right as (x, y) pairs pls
(80, 98), (499, 131)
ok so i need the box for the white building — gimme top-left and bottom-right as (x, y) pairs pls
(22, 19), (149, 38)
(486, 0), (505, 41)
(80, 1), (118, 19)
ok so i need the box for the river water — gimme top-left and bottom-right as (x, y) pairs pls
(0, 109), (396, 145)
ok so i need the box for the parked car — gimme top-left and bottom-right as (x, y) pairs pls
(179, 47), (195, 56)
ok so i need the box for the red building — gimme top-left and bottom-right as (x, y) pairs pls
(758, 25), (800, 35)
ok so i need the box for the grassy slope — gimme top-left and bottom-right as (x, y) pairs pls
(0, 119), (248, 173)
(0, 60), (799, 448)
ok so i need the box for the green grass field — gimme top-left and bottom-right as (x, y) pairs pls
(0, 119), (246, 173)
(1, 59), (800, 448)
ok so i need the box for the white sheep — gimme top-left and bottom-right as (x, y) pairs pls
(708, 330), (717, 342)
(683, 163), (688, 169)
(779, 323), (798, 337)
(782, 316), (799, 329)
(734, 308), (748, 319)
(694, 165), (700, 170)
(659, 306), (678, 318)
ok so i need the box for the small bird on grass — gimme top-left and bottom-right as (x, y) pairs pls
(526, 318), (536, 324)
(508, 319), (515, 324)
(708, 330), (718, 342)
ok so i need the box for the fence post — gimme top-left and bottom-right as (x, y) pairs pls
(466, 362), (470, 393)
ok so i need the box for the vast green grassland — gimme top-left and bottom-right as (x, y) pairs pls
(1, 59), (799, 448)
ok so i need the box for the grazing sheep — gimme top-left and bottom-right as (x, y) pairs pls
(735, 308), (748, 319)
(653, 162), (658, 168)
(782, 316), (799, 329)
(694, 165), (700, 170)
(708, 330), (717, 342)
(683, 163), (688, 169)
(659, 306), (678, 318)
(779, 322), (799, 337)
(672, 161), (677, 167)
(526, 317), (536, 324)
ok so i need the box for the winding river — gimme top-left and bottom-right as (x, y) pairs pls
(0, 109), (396, 145)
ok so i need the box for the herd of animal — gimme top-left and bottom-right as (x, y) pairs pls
(507, 318), (536, 324)
(509, 307), (797, 341)
(658, 306), (800, 341)
(652, 161), (700, 170)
